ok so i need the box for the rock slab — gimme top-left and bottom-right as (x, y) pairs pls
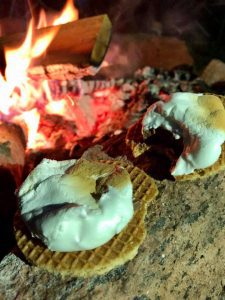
(0, 171), (225, 300)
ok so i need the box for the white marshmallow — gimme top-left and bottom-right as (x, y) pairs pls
(142, 92), (225, 176)
(18, 159), (133, 252)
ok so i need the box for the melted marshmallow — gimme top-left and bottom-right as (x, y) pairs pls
(18, 159), (133, 252)
(142, 92), (225, 176)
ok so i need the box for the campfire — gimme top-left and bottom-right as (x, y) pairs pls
(0, 1), (113, 183)
(0, 1), (209, 195)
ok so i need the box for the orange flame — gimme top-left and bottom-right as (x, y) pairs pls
(53, 0), (79, 25)
(0, 0), (79, 149)
(37, 9), (48, 29)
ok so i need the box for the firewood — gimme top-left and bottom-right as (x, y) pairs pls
(0, 123), (26, 186)
(0, 15), (112, 79)
(28, 63), (100, 80)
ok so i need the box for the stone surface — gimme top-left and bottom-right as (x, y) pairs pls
(0, 170), (225, 299)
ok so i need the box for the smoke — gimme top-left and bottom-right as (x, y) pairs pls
(97, 0), (207, 77)
(77, 0), (214, 73)
(76, 0), (207, 39)
(99, 33), (144, 78)
(88, 0), (225, 73)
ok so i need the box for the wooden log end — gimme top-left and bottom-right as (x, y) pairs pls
(90, 14), (112, 66)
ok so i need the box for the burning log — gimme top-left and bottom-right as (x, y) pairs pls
(0, 15), (112, 80)
(0, 123), (26, 187)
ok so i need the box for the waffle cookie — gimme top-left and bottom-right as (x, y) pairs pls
(14, 161), (158, 278)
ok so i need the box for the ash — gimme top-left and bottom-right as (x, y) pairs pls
(39, 66), (209, 151)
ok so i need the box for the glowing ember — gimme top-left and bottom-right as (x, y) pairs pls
(0, 0), (79, 150)
(46, 100), (68, 116)
(93, 89), (111, 98)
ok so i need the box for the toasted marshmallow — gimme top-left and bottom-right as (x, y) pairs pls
(18, 159), (133, 252)
(142, 92), (225, 176)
